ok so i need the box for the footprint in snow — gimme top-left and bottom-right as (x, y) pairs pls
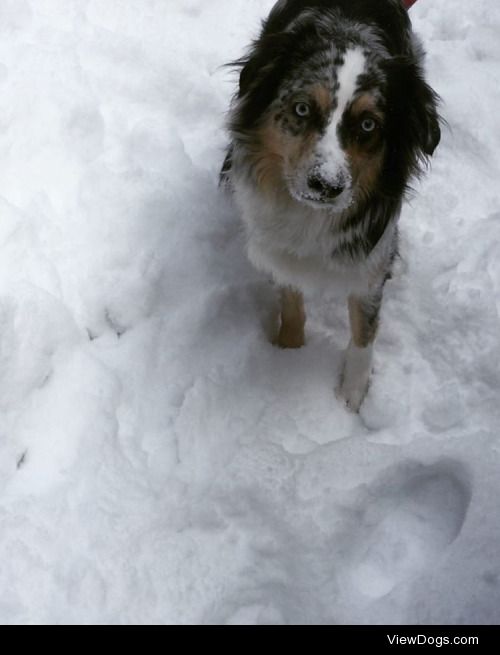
(345, 461), (471, 599)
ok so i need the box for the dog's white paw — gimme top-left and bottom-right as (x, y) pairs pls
(337, 380), (368, 413)
(337, 341), (373, 413)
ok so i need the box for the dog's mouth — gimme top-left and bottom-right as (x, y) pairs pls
(292, 188), (354, 212)
(300, 192), (343, 208)
(286, 169), (354, 212)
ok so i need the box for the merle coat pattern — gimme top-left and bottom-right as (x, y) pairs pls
(221, 0), (440, 411)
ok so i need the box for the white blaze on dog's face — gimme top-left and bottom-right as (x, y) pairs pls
(301, 48), (366, 210)
(251, 46), (386, 212)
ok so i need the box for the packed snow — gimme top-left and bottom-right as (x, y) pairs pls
(1, 0), (500, 625)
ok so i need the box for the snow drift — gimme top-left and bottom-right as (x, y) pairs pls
(0, 0), (500, 624)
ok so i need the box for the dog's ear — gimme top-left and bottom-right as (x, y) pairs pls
(230, 33), (293, 131)
(236, 32), (292, 97)
(238, 57), (259, 97)
(422, 106), (441, 156)
(384, 56), (441, 158)
(415, 77), (441, 156)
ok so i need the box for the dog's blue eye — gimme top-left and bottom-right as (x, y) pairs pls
(361, 118), (377, 133)
(294, 102), (310, 118)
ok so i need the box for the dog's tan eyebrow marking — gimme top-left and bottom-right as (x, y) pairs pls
(350, 93), (384, 121)
(310, 84), (332, 113)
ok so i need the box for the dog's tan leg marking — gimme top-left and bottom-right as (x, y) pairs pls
(273, 286), (306, 349)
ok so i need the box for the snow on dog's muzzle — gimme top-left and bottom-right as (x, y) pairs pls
(298, 160), (352, 210)
(307, 166), (346, 202)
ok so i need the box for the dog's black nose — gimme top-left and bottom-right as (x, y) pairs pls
(307, 173), (344, 200)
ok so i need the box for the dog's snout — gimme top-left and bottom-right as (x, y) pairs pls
(307, 172), (345, 200)
(307, 173), (327, 194)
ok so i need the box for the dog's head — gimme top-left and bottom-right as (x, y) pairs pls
(229, 7), (440, 211)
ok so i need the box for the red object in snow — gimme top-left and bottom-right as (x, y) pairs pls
(402, 0), (418, 9)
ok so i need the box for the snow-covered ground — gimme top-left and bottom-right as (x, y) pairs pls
(1, 0), (500, 625)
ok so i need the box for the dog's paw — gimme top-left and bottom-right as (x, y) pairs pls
(336, 341), (373, 413)
(272, 332), (306, 348)
(272, 328), (305, 349)
(336, 378), (369, 413)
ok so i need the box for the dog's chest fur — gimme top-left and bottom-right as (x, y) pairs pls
(234, 176), (397, 298)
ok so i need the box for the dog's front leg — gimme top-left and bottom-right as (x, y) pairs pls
(338, 291), (382, 412)
(273, 286), (306, 349)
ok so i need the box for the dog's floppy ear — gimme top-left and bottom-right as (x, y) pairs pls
(384, 56), (441, 158)
(229, 32), (293, 131)
(238, 57), (259, 98)
(236, 32), (292, 97)
(415, 76), (441, 156)
(423, 106), (441, 156)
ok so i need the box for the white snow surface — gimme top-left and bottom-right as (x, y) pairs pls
(1, 0), (500, 625)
